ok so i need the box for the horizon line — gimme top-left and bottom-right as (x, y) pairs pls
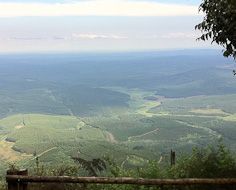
(0, 48), (223, 55)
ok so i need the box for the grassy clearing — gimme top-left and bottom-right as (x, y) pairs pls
(190, 108), (229, 116)
(0, 139), (31, 162)
(105, 87), (162, 117)
(150, 94), (236, 115)
(136, 101), (161, 117)
(223, 114), (236, 122)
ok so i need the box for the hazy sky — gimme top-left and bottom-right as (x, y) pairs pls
(0, 0), (214, 53)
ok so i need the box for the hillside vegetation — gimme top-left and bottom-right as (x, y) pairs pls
(0, 50), (236, 177)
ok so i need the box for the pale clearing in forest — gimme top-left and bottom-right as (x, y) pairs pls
(223, 114), (236, 122)
(190, 108), (229, 115)
(15, 125), (25, 129)
(137, 101), (161, 117)
(0, 139), (31, 162)
(105, 131), (117, 143)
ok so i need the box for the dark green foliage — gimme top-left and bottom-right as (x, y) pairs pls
(5, 143), (236, 190)
(168, 143), (236, 190)
(102, 143), (236, 190)
(57, 86), (130, 116)
(5, 137), (16, 143)
(28, 160), (83, 190)
(196, 0), (236, 59)
(172, 143), (236, 178)
(72, 156), (106, 176)
(89, 143), (236, 190)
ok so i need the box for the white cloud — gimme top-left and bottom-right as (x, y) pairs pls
(7, 33), (127, 41)
(0, 0), (199, 17)
(71, 33), (127, 40)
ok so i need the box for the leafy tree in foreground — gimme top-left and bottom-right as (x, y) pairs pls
(195, 0), (236, 59)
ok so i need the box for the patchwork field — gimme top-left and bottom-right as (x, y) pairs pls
(0, 51), (235, 174)
(1, 88), (236, 174)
